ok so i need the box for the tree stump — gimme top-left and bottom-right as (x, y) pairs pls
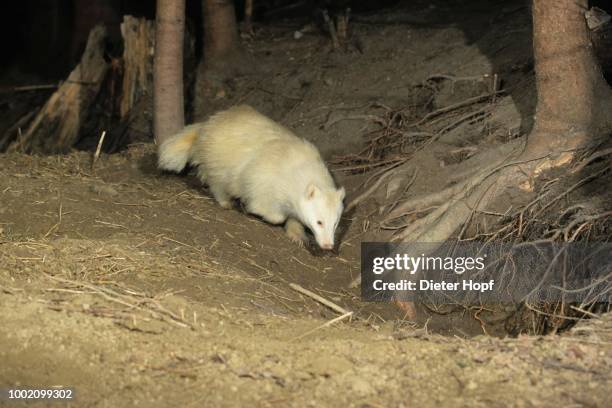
(87, 15), (157, 152)
(120, 16), (155, 120)
(9, 26), (108, 154)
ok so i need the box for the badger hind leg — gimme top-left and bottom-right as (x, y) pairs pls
(285, 218), (307, 247)
(246, 199), (286, 225)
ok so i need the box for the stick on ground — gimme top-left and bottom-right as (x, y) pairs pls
(92, 130), (107, 169)
(292, 311), (353, 341)
(289, 283), (352, 315)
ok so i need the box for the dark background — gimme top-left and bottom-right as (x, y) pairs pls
(0, 0), (405, 81)
(7, 0), (611, 82)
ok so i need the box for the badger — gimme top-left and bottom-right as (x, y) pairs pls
(157, 105), (345, 250)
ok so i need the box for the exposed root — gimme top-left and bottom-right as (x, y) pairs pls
(346, 166), (400, 212)
(330, 88), (501, 174)
(381, 141), (537, 241)
(368, 130), (611, 331)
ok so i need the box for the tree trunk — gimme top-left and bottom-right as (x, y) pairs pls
(194, 0), (246, 117)
(243, 0), (254, 34)
(153, 0), (185, 144)
(203, 0), (240, 69)
(529, 0), (612, 154)
(386, 0), (612, 320)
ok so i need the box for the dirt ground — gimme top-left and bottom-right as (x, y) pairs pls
(1, 150), (611, 407)
(1, 0), (611, 407)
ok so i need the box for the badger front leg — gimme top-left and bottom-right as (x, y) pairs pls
(209, 184), (232, 209)
(285, 218), (307, 247)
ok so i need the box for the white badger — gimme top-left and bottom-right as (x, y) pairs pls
(158, 105), (345, 250)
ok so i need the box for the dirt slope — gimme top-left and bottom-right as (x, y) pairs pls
(0, 149), (610, 407)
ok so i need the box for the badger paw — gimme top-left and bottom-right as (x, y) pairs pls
(217, 199), (232, 209)
(285, 218), (307, 247)
(210, 186), (232, 209)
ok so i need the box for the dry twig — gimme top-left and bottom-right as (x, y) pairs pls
(289, 283), (352, 315)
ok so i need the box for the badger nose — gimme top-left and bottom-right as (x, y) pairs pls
(320, 243), (334, 250)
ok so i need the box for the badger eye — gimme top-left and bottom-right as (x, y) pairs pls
(317, 221), (323, 227)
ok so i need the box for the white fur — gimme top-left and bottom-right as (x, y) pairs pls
(157, 105), (345, 249)
(157, 124), (200, 172)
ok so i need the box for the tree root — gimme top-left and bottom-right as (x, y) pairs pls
(373, 138), (592, 317)
(381, 138), (581, 247)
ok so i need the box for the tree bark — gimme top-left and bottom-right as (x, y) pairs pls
(120, 16), (155, 120)
(194, 0), (245, 117)
(529, 0), (612, 153)
(244, 0), (254, 34)
(154, 0), (185, 144)
(203, 0), (240, 69)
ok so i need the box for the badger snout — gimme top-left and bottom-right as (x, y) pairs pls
(319, 242), (334, 250)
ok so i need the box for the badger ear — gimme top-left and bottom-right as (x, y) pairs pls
(305, 183), (319, 200)
(337, 187), (346, 201)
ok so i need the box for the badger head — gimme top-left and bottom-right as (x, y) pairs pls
(299, 183), (345, 250)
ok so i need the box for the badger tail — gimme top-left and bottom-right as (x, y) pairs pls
(157, 125), (200, 172)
